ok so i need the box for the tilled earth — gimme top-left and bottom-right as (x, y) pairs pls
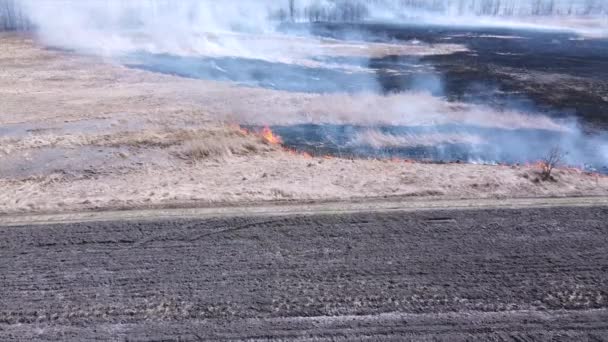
(1, 206), (608, 341)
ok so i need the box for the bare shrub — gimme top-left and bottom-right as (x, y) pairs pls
(539, 146), (566, 181)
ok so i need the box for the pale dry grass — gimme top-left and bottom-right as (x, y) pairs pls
(1, 153), (607, 214)
(0, 34), (568, 132)
(1, 34), (607, 214)
(177, 129), (272, 161)
(0, 126), (270, 154)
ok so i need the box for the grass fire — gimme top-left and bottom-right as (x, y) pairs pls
(2, 1), (608, 341)
(261, 126), (283, 145)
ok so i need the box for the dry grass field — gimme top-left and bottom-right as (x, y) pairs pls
(1, 33), (607, 214)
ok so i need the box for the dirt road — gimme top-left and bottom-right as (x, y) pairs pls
(1, 204), (607, 341)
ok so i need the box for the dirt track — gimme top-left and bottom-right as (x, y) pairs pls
(1, 205), (607, 341)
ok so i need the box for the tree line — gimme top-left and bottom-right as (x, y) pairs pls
(2, 0), (607, 32)
(274, 0), (369, 22)
(0, 0), (31, 31)
(272, 0), (608, 22)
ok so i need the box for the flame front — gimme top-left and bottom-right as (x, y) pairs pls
(262, 126), (282, 145)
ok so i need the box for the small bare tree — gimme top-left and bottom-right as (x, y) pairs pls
(289, 0), (296, 21)
(540, 146), (565, 181)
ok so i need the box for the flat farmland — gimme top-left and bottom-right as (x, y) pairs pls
(1, 205), (607, 341)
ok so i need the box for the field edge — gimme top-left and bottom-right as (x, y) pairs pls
(2, 195), (607, 227)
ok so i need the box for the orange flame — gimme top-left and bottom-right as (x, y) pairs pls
(261, 126), (282, 145)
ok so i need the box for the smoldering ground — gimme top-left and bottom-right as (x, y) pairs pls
(9, 0), (608, 171)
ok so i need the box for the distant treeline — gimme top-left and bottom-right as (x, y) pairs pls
(0, 0), (31, 31)
(395, 0), (608, 16)
(272, 0), (608, 22)
(274, 0), (370, 22)
(1, 0), (607, 32)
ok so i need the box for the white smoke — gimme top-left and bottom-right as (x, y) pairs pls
(13, 0), (608, 169)
(19, 0), (608, 57)
(21, 0), (284, 56)
(349, 130), (485, 148)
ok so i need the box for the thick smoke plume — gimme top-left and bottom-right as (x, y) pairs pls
(1, 0), (601, 56)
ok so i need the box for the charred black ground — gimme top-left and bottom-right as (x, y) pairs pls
(293, 22), (608, 127)
(127, 23), (608, 168)
(247, 124), (607, 172)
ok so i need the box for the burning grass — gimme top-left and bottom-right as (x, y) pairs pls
(261, 126), (283, 145)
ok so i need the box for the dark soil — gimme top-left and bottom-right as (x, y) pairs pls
(1, 206), (608, 341)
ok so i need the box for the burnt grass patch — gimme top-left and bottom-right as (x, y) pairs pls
(246, 124), (608, 172)
(129, 23), (608, 129)
(125, 23), (608, 166)
(293, 22), (608, 129)
(125, 52), (445, 95)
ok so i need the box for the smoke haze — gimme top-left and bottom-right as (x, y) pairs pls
(4, 0), (608, 170)
(14, 0), (608, 56)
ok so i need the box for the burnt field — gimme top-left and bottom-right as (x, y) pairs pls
(125, 23), (608, 170)
(1, 206), (608, 341)
(247, 123), (608, 171)
(291, 22), (608, 127)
